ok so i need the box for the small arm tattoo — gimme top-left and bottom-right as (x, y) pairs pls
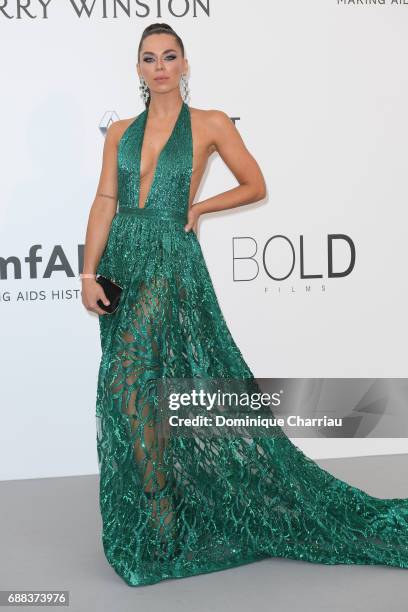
(97, 192), (117, 200)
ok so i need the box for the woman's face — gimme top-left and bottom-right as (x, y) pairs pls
(137, 33), (187, 95)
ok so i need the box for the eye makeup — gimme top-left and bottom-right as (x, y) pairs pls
(143, 53), (177, 63)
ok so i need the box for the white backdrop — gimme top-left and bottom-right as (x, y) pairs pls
(1, 0), (407, 480)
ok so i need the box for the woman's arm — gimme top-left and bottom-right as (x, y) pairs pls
(82, 121), (121, 276)
(185, 110), (267, 232)
(81, 120), (122, 315)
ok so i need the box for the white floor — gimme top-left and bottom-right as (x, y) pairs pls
(1, 453), (407, 612)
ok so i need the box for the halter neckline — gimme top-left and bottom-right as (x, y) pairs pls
(137, 100), (186, 210)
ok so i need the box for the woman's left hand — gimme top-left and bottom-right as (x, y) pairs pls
(184, 203), (201, 234)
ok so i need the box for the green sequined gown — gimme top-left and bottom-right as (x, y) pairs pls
(95, 101), (408, 587)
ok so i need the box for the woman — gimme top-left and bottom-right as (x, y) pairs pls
(81, 23), (408, 587)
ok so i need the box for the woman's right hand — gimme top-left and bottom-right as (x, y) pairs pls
(81, 278), (111, 315)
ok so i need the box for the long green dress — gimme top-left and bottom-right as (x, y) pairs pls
(95, 100), (408, 587)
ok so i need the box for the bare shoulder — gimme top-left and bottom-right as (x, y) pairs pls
(104, 115), (140, 147)
(189, 106), (231, 124)
(189, 106), (234, 154)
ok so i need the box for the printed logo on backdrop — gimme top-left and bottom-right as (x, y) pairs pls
(337, 1), (407, 6)
(0, 245), (84, 308)
(3, 0), (407, 20)
(232, 234), (356, 292)
(0, 0), (210, 19)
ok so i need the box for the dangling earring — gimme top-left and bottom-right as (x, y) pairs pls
(139, 76), (150, 105)
(180, 73), (190, 103)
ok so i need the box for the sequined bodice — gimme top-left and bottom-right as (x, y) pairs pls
(117, 101), (192, 221)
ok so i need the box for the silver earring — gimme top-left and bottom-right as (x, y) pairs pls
(139, 76), (150, 105)
(180, 73), (190, 103)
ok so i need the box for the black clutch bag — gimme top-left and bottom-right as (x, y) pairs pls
(96, 275), (123, 314)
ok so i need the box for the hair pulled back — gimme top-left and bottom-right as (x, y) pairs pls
(137, 22), (185, 64)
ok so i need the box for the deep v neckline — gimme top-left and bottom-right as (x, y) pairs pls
(137, 100), (185, 210)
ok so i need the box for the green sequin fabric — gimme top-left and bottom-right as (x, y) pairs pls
(95, 101), (408, 587)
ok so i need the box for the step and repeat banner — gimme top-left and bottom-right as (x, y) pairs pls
(1, 1), (407, 480)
